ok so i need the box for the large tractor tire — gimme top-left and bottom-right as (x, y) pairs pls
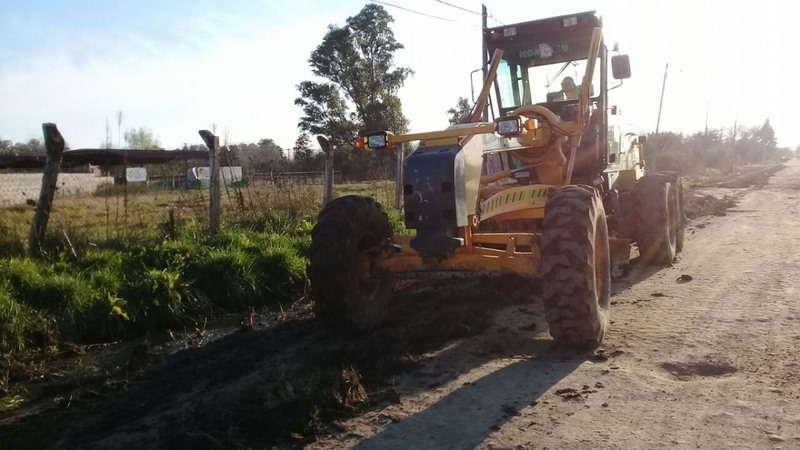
(635, 174), (679, 265)
(662, 172), (685, 253)
(308, 195), (394, 331)
(540, 185), (611, 349)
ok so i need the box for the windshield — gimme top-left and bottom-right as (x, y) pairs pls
(495, 56), (601, 112)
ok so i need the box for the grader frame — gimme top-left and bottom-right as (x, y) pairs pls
(308, 11), (683, 348)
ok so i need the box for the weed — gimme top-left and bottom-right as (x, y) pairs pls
(0, 283), (58, 355)
(0, 394), (27, 412)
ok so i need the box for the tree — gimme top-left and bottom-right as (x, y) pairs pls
(229, 139), (288, 175)
(124, 127), (161, 149)
(295, 81), (356, 146)
(100, 118), (113, 149)
(0, 138), (58, 155)
(754, 117), (777, 160)
(292, 133), (316, 171)
(0, 138), (13, 154)
(447, 97), (472, 125)
(296, 4), (413, 146)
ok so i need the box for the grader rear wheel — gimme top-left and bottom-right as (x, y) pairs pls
(308, 195), (394, 331)
(635, 175), (678, 265)
(663, 172), (686, 253)
(540, 185), (611, 349)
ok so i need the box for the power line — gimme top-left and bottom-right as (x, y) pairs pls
(370, 0), (479, 27)
(433, 0), (480, 17)
(432, 0), (505, 25)
(487, 13), (504, 26)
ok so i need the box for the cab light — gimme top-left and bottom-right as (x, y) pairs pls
(366, 132), (389, 150)
(496, 116), (522, 137)
(523, 119), (537, 131)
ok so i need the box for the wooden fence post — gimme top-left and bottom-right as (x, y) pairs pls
(28, 123), (65, 255)
(317, 136), (333, 206)
(199, 130), (221, 235)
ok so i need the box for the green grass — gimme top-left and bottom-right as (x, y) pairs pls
(0, 179), (402, 360)
(0, 223), (311, 358)
(0, 394), (27, 412)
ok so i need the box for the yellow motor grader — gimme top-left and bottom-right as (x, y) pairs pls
(308, 11), (683, 348)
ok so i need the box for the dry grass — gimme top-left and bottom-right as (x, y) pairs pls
(0, 178), (399, 252)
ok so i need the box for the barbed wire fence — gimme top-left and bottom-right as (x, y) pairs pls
(0, 125), (403, 255)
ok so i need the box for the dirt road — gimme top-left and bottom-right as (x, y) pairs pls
(311, 162), (800, 450)
(3, 163), (797, 449)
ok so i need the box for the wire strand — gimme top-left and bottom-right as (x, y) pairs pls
(433, 0), (481, 17)
(432, 0), (505, 25)
(370, 0), (480, 27)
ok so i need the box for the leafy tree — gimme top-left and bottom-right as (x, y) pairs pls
(447, 97), (472, 125)
(229, 139), (287, 175)
(755, 117), (777, 160)
(296, 4), (413, 145)
(292, 133), (316, 171)
(124, 127), (161, 150)
(0, 138), (65, 155)
(0, 138), (13, 154)
(295, 81), (356, 146)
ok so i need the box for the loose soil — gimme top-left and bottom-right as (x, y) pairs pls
(2, 162), (796, 449)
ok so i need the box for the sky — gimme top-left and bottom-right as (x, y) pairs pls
(1, 0), (799, 152)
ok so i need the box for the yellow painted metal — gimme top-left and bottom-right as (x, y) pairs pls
(483, 207), (545, 221)
(479, 184), (550, 221)
(470, 232), (537, 246)
(578, 28), (603, 134)
(466, 49), (504, 123)
(381, 229), (540, 275)
(391, 232), (538, 254)
(421, 137), (460, 146)
(376, 251), (538, 276)
(382, 123), (496, 147)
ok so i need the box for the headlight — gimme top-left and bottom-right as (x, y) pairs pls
(496, 116), (521, 137)
(366, 132), (389, 150)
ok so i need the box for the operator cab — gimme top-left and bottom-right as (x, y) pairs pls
(482, 11), (631, 183)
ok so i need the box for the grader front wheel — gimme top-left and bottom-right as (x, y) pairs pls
(308, 195), (394, 331)
(540, 186), (611, 349)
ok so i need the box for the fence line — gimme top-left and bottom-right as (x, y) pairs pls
(0, 125), (403, 254)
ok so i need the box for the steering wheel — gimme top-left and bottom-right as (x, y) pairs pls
(510, 105), (580, 136)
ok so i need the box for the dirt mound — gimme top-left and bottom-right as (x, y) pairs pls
(683, 191), (738, 219)
(713, 164), (784, 188)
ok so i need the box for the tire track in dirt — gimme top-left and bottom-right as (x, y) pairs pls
(313, 163), (800, 450)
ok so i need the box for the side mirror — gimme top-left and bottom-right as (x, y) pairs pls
(638, 135), (647, 144)
(611, 55), (631, 79)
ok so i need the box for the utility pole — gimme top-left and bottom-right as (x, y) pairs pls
(655, 63), (668, 134)
(116, 110), (122, 149)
